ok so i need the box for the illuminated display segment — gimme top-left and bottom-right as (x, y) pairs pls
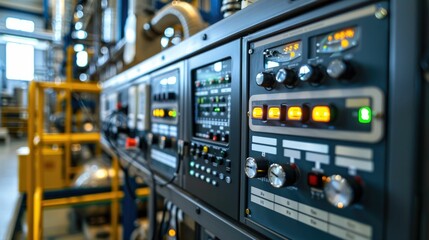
(316, 27), (359, 54)
(153, 108), (177, 118)
(264, 40), (303, 68)
(193, 58), (231, 142)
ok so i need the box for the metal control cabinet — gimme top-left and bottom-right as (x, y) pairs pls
(149, 62), (185, 186)
(184, 40), (242, 220)
(100, 0), (426, 239)
(242, 3), (388, 239)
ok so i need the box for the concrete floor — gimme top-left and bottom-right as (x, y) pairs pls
(0, 138), (25, 239)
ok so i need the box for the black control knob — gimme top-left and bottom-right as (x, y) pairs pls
(167, 92), (176, 100)
(245, 157), (269, 178)
(298, 64), (323, 84)
(276, 68), (296, 86)
(207, 132), (214, 140)
(221, 134), (229, 142)
(323, 175), (362, 208)
(268, 163), (299, 188)
(147, 133), (158, 145)
(159, 136), (172, 149)
(216, 157), (224, 165)
(326, 59), (354, 80)
(256, 72), (275, 88)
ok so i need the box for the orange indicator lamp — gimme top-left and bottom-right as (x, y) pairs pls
(312, 106), (331, 122)
(252, 107), (264, 119)
(288, 106), (303, 121)
(268, 107), (281, 120)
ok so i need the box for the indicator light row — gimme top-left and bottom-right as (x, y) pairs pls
(197, 95), (227, 104)
(195, 74), (231, 88)
(152, 108), (177, 118)
(252, 105), (331, 123)
(200, 106), (226, 113)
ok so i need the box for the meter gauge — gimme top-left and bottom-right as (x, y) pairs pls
(316, 27), (360, 54)
(245, 157), (269, 178)
(267, 163), (298, 188)
(264, 40), (302, 69)
(323, 174), (362, 208)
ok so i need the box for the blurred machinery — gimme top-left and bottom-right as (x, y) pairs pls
(123, 1), (206, 68)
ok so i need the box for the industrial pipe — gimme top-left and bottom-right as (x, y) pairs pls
(143, 1), (206, 40)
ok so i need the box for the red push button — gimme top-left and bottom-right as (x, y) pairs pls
(307, 172), (324, 189)
(125, 137), (138, 149)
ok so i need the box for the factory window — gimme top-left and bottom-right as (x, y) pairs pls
(6, 42), (34, 81)
(5, 17), (35, 32)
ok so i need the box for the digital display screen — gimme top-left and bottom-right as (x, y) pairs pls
(264, 40), (302, 69)
(192, 59), (231, 142)
(316, 27), (359, 54)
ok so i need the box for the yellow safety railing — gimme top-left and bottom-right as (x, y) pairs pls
(26, 79), (123, 239)
(26, 47), (135, 239)
(26, 46), (149, 240)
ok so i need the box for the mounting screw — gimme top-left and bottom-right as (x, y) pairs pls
(202, 33), (208, 41)
(375, 112), (385, 119)
(248, 49), (254, 54)
(245, 208), (251, 216)
(375, 7), (388, 19)
(195, 207), (201, 214)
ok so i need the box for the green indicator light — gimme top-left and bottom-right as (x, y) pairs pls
(168, 110), (177, 118)
(214, 107), (221, 112)
(358, 107), (372, 124)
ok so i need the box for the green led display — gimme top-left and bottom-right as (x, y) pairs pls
(213, 107), (221, 112)
(358, 107), (372, 124)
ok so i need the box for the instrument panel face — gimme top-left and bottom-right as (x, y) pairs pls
(185, 40), (241, 220)
(137, 82), (151, 132)
(243, 4), (388, 240)
(150, 68), (181, 183)
(193, 59), (232, 143)
(265, 40), (303, 69)
(315, 27), (360, 54)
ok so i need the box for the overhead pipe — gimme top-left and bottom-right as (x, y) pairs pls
(143, 1), (206, 40)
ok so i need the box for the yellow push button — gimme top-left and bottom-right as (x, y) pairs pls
(268, 107), (281, 120)
(202, 146), (209, 154)
(312, 106), (331, 122)
(252, 107), (264, 119)
(288, 106), (303, 121)
(158, 109), (165, 118)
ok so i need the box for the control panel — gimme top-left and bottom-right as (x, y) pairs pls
(127, 85), (138, 132)
(100, 92), (117, 122)
(184, 40), (241, 220)
(243, 4), (387, 239)
(149, 66), (182, 184)
(137, 81), (151, 132)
